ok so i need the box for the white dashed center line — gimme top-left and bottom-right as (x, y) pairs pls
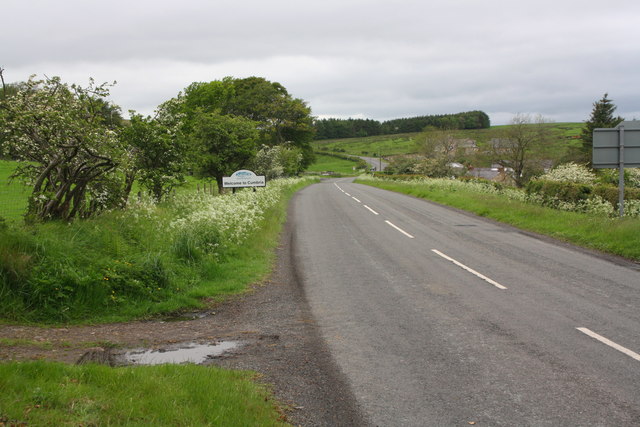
(385, 220), (414, 239)
(431, 249), (507, 290)
(364, 205), (379, 215)
(577, 327), (640, 362)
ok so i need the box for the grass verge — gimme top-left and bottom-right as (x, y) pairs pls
(0, 361), (288, 426)
(0, 178), (317, 324)
(357, 178), (640, 261)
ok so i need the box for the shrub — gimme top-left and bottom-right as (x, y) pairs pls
(526, 180), (593, 204)
(598, 168), (640, 188)
(592, 185), (640, 207)
(538, 162), (596, 185)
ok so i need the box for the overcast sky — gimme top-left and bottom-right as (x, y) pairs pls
(3, 0), (639, 125)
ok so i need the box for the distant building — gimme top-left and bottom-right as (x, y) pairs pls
(467, 165), (515, 185)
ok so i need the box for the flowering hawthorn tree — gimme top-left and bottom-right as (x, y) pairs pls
(0, 76), (124, 221)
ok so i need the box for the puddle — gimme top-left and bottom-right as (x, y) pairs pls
(120, 341), (241, 365)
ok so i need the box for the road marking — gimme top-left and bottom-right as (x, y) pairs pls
(431, 249), (507, 290)
(345, 192), (351, 196)
(385, 220), (414, 238)
(576, 327), (640, 362)
(352, 197), (361, 203)
(364, 205), (379, 215)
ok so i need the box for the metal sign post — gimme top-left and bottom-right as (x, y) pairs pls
(593, 121), (640, 217)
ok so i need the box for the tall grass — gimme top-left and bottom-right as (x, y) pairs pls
(0, 361), (288, 426)
(0, 177), (317, 323)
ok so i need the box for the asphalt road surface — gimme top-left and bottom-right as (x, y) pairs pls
(291, 178), (640, 426)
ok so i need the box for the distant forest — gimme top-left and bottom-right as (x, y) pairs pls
(314, 110), (490, 140)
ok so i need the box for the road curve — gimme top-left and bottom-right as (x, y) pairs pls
(291, 177), (640, 426)
(359, 156), (389, 172)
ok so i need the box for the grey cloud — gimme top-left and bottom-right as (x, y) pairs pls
(3, 0), (640, 124)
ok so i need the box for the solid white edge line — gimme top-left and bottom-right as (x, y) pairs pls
(364, 205), (379, 215)
(431, 249), (507, 290)
(352, 197), (361, 203)
(577, 327), (640, 362)
(385, 220), (414, 239)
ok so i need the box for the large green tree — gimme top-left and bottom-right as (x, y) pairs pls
(581, 93), (623, 165)
(183, 77), (316, 167)
(189, 111), (259, 191)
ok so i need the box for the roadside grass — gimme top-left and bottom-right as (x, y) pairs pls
(357, 178), (640, 261)
(0, 361), (288, 426)
(0, 178), (317, 324)
(307, 154), (361, 175)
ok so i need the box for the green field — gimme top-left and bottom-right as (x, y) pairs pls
(306, 154), (361, 175)
(315, 132), (419, 156)
(0, 160), (31, 222)
(314, 122), (585, 159)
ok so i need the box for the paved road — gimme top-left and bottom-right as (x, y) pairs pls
(292, 178), (640, 426)
(359, 156), (389, 172)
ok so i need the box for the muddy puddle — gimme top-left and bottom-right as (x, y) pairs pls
(118, 341), (241, 365)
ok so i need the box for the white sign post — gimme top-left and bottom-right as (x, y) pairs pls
(222, 170), (266, 189)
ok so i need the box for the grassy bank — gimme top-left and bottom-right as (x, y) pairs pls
(357, 177), (640, 261)
(0, 177), (317, 324)
(0, 361), (287, 426)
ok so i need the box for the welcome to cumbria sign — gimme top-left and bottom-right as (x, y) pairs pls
(222, 170), (266, 188)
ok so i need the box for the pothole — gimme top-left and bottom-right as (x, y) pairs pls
(117, 341), (242, 365)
